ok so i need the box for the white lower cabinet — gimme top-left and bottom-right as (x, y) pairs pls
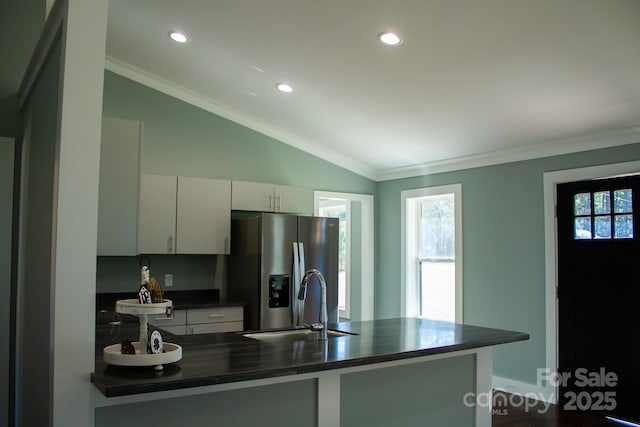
(147, 309), (187, 335)
(186, 306), (244, 334)
(148, 306), (243, 335)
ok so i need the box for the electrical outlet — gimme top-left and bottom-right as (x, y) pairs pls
(165, 273), (173, 287)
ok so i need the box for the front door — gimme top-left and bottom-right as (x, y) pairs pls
(557, 176), (640, 422)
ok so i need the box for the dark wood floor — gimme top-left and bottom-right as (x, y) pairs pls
(492, 391), (628, 427)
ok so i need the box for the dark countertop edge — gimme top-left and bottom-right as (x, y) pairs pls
(92, 331), (528, 398)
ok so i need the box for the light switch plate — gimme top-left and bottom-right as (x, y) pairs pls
(165, 273), (173, 287)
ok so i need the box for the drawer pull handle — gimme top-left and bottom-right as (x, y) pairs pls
(154, 316), (175, 320)
(208, 313), (225, 318)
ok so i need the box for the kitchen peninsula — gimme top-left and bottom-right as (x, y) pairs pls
(92, 318), (528, 427)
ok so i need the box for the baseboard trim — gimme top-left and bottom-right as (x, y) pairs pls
(493, 375), (558, 404)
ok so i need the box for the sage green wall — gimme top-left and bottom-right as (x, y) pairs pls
(0, 0), (45, 137)
(375, 142), (640, 384)
(99, 71), (375, 295)
(102, 71), (375, 193)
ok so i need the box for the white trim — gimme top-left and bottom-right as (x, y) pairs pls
(317, 372), (341, 427)
(105, 56), (377, 180)
(476, 348), (493, 427)
(542, 160), (640, 406)
(377, 128), (640, 181)
(401, 183), (463, 323)
(314, 191), (375, 321)
(492, 376), (556, 404)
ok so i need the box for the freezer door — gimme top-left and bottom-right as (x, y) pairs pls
(260, 213), (298, 329)
(297, 216), (340, 324)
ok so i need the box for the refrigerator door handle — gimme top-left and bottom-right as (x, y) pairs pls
(297, 242), (305, 326)
(292, 242), (300, 326)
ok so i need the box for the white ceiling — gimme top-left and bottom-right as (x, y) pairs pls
(106, 0), (640, 180)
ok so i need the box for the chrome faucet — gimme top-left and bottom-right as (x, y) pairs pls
(297, 269), (328, 340)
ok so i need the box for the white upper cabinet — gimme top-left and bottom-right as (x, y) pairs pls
(231, 181), (273, 212)
(138, 174), (177, 254)
(97, 117), (142, 256)
(231, 181), (313, 215)
(176, 176), (231, 254)
(138, 174), (231, 254)
(274, 184), (313, 215)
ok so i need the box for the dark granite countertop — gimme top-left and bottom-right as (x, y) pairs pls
(91, 318), (528, 397)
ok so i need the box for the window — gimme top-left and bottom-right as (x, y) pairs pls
(573, 188), (633, 240)
(318, 199), (350, 318)
(402, 184), (462, 323)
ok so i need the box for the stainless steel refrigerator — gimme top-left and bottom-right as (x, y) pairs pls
(229, 213), (339, 330)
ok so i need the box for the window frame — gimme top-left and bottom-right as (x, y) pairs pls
(401, 183), (463, 323)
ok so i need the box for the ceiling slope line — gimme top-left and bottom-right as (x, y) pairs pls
(376, 127), (640, 181)
(104, 56), (377, 180)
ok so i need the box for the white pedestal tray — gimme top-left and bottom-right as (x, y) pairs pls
(103, 299), (182, 371)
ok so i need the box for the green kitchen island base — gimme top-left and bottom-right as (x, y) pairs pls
(93, 347), (492, 427)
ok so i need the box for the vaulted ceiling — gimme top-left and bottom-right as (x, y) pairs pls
(106, 0), (640, 180)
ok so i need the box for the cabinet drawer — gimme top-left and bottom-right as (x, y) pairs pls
(187, 321), (244, 334)
(148, 309), (186, 327)
(157, 325), (187, 335)
(187, 306), (243, 325)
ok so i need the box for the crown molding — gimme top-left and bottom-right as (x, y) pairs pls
(104, 58), (640, 183)
(375, 128), (640, 181)
(104, 56), (377, 180)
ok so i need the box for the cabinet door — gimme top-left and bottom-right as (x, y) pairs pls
(275, 184), (313, 214)
(97, 117), (142, 255)
(231, 181), (274, 211)
(138, 174), (177, 254)
(176, 177), (231, 254)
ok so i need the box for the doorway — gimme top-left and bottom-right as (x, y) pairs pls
(556, 175), (640, 422)
(314, 191), (374, 321)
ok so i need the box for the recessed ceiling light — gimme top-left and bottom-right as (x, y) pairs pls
(378, 31), (402, 46)
(276, 83), (293, 93)
(169, 31), (188, 43)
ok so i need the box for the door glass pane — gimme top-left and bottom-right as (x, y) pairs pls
(593, 191), (611, 215)
(614, 214), (634, 239)
(574, 217), (591, 239)
(594, 216), (611, 239)
(614, 189), (633, 213)
(574, 193), (591, 215)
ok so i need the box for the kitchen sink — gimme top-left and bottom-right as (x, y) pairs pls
(243, 327), (358, 342)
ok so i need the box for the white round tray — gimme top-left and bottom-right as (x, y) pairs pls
(115, 298), (172, 315)
(103, 342), (182, 370)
